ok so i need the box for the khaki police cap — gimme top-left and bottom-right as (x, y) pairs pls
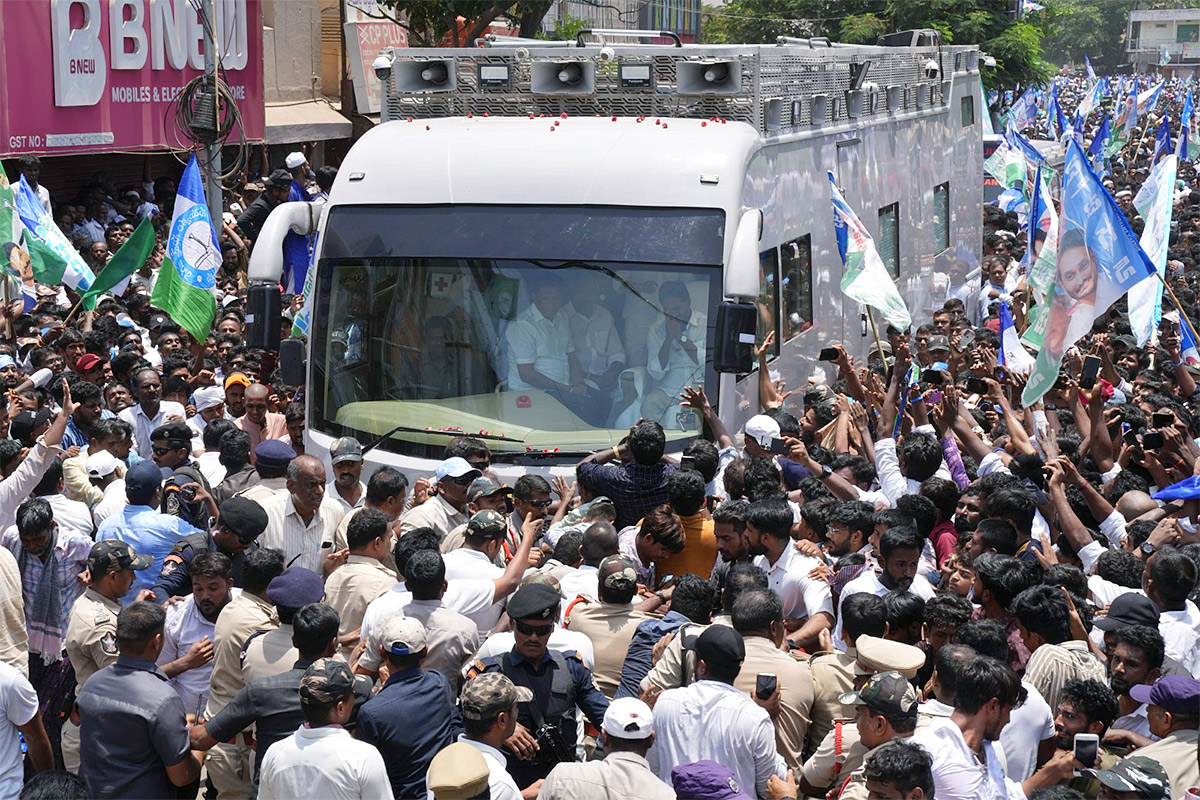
(853, 634), (926, 679)
(427, 742), (490, 800)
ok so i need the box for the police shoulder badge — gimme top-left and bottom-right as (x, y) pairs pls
(100, 632), (118, 656)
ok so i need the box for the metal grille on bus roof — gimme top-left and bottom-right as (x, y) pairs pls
(383, 44), (974, 133)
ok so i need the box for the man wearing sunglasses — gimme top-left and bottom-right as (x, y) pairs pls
(399, 457), (481, 541)
(508, 475), (552, 566)
(152, 421), (216, 529)
(466, 583), (610, 790)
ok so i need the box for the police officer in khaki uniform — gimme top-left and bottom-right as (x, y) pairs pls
(241, 567), (326, 684)
(832, 671), (920, 800)
(799, 635), (925, 797)
(564, 556), (654, 698)
(204, 547), (285, 800)
(730, 588), (814, 773)
(62, 540), (153, 771)
(806, 593), (888, 758)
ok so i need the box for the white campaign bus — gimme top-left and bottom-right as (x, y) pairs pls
(247, 32), (985, 481)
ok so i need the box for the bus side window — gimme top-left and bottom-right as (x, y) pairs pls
(781, 236), (812, 340)
(758, 248), (779, 359)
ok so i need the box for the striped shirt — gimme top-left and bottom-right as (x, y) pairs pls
(1023, 640), (1108, 713)
(258, 493), (344, 574)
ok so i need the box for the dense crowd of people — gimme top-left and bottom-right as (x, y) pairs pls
(0, 71), (1199, 800)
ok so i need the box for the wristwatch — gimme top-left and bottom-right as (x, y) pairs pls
(1140, 541), (1157, 556)
(654, 590), (668, 604)
(820, 464), (833, 480)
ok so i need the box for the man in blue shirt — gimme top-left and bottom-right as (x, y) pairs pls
(96, 461), (203, 603)
(576, 420), (678, 530)
(76, 601), (201, 798)
(356, 616), (457, 798)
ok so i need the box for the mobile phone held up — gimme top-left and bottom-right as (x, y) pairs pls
(1072, 733), (1099, 774)
(965, 377), (988, 396)
(818, 347), (840, 362)
(755, 673), (777, 701)
(768, 437), (792, 456)
(1079, 355), (1102, 391)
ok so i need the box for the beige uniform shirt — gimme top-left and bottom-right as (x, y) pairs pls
(806, 648), (857, 758)
(358, 598), (481, 694)
(1133, 727), (1199, 797)
(538, 751), (675, 800)
(334, 508), (397, 573)
(398, 493), (468, 540)
(240, 623), (297, 685)
(565, 600), (654, 698)
(801, 716), (867, 791)
(205, 591), (277, 719)
(0, 548), (28, 675)
(324, 555), (396, 660)
(64, 588), (121, 687)
(736, 636), (814, 771)
(640, 616), (734, 692)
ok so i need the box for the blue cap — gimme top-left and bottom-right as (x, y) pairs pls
(125, 460), (164, 503)
(266, 567), (325, 610)
(256, 440), (297, 470)
(434, 456), (481, 483)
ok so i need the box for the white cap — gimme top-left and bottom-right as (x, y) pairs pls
(743, 414), (781, 448)
(284, 151), (307, 169)
(86, 451), (119, 479)
(377, 616), (427, 657)
(193, 386), (225, 412)
(602, 697), (654, 740)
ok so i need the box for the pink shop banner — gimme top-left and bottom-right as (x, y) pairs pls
(0, 0), (264, 158)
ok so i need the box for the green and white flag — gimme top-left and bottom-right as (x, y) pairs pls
(1128, 154), (1177, 347)
(829, 171), (911, 332)
(984, 137), (1026, 189)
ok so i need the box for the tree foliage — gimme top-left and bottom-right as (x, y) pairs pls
(701, 0), (1051, 88)
(376, 0), (552, 47)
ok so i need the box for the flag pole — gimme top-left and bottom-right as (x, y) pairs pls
(866, 308), (886, 364)
(62, 296), (87, 327)
(1157, 270), (1200, 347)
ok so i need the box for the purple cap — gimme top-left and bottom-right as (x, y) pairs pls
(670, 761), (754, 800)
(1128, 674), (1200, 714)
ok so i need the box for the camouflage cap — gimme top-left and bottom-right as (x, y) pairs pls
(521, 571), (562, 593)
(1086, 755), (1170, 799)
(599, 555), (638, 593)
(298, 658), (356, 706)
(838, 670), (919, 719)
(467, 509), (508, 540)
(460, 672), (533, 720)
(88, 540), (153, 577)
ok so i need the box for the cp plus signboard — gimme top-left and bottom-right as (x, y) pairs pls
(0, 0), (264, 158)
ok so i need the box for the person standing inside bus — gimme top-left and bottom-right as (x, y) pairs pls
(645, 281), (706, 427)
(506, 276), (610, 427)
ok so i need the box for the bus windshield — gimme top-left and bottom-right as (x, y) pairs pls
(311, 205), (725, 461)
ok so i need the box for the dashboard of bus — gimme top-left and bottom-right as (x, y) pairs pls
(310, 204), (726, 461)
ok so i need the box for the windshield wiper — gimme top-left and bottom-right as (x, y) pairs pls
(517, 449), (596, 460)
(363, 423), (526, 454)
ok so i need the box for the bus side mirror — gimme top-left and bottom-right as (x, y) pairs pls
(724, 208), (762, 300)
(245, 284), (281, 352)
(713, 301), (758, 374)
(279, 338), (306, 386)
